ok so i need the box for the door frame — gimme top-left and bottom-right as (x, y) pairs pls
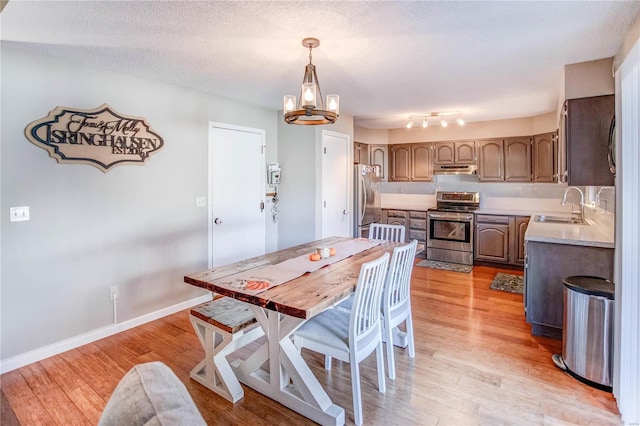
(315, 129), (352, 240)
(208, 121), (266, 268)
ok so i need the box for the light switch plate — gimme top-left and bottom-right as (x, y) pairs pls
(10, 206), (30, 222)
(196, 196), (206, 207)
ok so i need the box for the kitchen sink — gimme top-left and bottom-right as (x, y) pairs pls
(535, 215), (587, 224)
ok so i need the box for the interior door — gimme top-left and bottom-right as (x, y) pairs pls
(321, 130), (350, 238)
(209, 123), (265, 267)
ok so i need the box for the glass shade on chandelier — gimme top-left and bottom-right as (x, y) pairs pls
(283, 38), (339, 125)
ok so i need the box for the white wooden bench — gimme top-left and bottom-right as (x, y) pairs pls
(189, 296), (264, 402)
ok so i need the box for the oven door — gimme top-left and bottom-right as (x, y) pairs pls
(427, 211), (474, 251)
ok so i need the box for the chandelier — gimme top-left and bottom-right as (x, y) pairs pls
(283, 38), (339, 125)
(406, 112), (464, 129)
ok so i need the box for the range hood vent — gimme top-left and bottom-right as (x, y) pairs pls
(433, 164), (478, 175)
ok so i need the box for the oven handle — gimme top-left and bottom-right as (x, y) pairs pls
(428, 213), (474, 221)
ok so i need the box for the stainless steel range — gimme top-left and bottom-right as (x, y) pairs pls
(427, 191), (479, 265)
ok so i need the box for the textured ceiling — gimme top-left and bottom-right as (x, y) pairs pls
(2, 1), (639, 129)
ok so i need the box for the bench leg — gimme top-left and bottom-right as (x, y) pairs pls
(190, 316), (263, 403)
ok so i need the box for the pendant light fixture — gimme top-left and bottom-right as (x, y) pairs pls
(283, 38), (339, 125)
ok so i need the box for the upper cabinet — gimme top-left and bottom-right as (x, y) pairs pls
(478, 139), (504, 181)
(478, 137), (532, 182)
(382, 131), (559, 185)
(504, 137), (532, 182)
(560, 95), (615, 186)
(389, 143), (433, 182)
(353, 141), (368, 165)
(389, 144), (412, 181)
(433, 141), (476, 165)
(368, 144), (388, 181)
(411, 143), (433, 181)
(533, 132), (556, 183)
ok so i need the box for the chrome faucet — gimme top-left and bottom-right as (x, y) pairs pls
(561, 187), (585, 222)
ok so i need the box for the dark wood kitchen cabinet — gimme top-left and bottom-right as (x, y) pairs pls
(411, 143), (433, 181)
(353, 141), (368, 164)
(381, 209), (409, 242)
(504, 137), (532, 182)
(560, 95), (615, 186)
(478, 139), (504, 181)
(389, 143), (433, 182)
(369, 144), (388, 181)
(475, 216), (510, 263)
(382, 209), (425, 244)
(433, 141), (476, 165)
(478, 138), (532, 182)
(475, 214), (529, 266)
(389, 144), (411, 181)
(408, 210), (427, 245)
(533, 132), (556, 183)
(525, 241), (614, 339)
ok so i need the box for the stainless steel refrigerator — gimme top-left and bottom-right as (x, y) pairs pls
(354, 164), (382, 237)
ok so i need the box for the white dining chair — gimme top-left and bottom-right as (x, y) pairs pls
(382, 239), (417, 379)
(369, 223), (405, 242)
(335, 222), (405, 311)
(292, 252), (389, 426)
(336, 239), (418, 380)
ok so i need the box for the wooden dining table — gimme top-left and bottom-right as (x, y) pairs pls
(184, 236), (402, 426)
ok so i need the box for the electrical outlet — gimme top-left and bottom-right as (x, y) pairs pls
(110, 286), (119, 301)
(196, 196), (206, 207)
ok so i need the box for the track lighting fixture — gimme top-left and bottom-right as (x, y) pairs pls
(405, 112), (464, 130)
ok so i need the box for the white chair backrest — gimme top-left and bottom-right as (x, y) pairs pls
(349, 252), (390, 349)
(383, 240), (418, 312)
(370, 223), (405, 242)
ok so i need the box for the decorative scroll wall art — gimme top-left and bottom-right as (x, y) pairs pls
(25, 104), (164, 172)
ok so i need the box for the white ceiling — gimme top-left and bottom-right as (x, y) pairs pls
(2, 1), (639, 129)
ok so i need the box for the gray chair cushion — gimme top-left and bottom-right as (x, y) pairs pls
(294, 309), (350, 352)
(99, 361), (206, 426)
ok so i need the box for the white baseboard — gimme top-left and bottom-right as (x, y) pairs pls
(0, 293), (212, 374)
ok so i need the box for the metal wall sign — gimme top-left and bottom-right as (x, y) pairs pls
(24, 104), (165, 172)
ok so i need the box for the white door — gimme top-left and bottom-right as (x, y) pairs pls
(321, 130), (351, 238)
(209, 123), (265, 267)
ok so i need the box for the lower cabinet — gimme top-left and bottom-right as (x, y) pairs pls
(408, 211), (427, 245)
(475, 214), (530, 266)
(381, 209), (426, 243)
(524, 241), (614, 339)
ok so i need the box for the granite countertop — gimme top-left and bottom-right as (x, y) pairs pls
(524, 215), (614, 249)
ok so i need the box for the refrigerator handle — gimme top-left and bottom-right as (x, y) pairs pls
(360, 175), (367, 223)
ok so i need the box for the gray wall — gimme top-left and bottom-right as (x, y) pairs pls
(1, 47), (279, 360)
(277, 115), (354, 249)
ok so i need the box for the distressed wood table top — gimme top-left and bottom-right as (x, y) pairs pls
(184, 236), (401, 319)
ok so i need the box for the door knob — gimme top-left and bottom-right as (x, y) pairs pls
(214, 218), (222, 225)
(343, 210), (349, 215)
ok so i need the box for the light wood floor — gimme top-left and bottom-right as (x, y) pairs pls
(1, 263), (621, 425)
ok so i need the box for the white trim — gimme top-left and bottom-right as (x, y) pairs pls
(0, 293), (212, 374)
(616, 37), (640, 425)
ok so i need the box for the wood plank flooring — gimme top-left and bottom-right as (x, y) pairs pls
(1, 263), (621, 425)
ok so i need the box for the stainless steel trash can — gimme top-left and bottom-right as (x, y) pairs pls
(558, 276), (614, 391)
